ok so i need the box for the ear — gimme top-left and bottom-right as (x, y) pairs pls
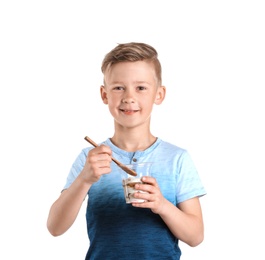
(100, 85), (108, 104)
(154, 86), (166, 105)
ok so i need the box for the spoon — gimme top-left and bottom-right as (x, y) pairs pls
(84, 136), (137, 177)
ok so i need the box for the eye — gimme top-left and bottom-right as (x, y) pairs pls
(137, 86), (147, 91)
(113, 86), (124, 91)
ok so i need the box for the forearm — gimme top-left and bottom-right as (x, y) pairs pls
(47, 174), (91, 236)
(159, 199), (204, 247)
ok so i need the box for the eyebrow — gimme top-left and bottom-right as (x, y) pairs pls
(110, 81), (151, 85)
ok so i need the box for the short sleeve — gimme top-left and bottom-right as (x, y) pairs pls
(63, 148), (88, 190)
(175, 151), (206, 204)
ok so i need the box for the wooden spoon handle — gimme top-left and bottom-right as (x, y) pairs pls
(84, 136), (119, 164)
(84, 136), (99, 148)
(84, 136), (137, 176)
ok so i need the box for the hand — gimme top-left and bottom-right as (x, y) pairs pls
(80, 145), (112, 185)
(132, 176), (167, 214)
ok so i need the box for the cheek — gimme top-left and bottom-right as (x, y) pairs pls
(108, 94), (121, 104)
(140, 100), (155, 114)
(142, 95), (156, 106)
(107, 98), (119, 110)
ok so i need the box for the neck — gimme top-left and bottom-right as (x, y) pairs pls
(111, 131), (157, 152)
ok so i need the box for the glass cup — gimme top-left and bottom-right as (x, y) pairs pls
(120, 162), (153, 204)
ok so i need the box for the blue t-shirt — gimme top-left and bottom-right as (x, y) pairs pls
(64, 138), (206, 260)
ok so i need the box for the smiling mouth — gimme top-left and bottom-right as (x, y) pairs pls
(120, 109), (139, 114)
(120, 109), (139, 112)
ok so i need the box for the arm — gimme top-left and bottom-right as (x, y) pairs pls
(132, 177), (204, 247)
(46, 175), (91, 236)
(156, 197), (204, 247)
(47, 145), (112, 236)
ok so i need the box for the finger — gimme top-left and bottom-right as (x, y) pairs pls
(88, 160), (112, 176)
(131, 199), (154, 208)
(96, 153), (112, 163)
(133, 190), (153, 202)
(89, 144), (112, 156)
(141, 176), (159, 187)
(98, 144), (112, 156)
(134, 183), (156, 194)
(88, 150), (112, 164)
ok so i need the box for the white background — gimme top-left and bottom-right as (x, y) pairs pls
(0, 1), (264, 259)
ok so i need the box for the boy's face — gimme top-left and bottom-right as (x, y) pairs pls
(100, 61), (165, 129)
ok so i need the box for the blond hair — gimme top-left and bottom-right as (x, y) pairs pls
(101, 42), (162, 85)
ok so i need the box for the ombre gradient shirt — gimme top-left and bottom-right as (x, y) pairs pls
(63, 138), (206, 260)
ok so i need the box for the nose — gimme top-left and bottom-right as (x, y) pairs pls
(121, 90), (135, 103)
(122, 97), (135, 103)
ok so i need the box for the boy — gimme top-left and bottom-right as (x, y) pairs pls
(47, 42), (206, 259)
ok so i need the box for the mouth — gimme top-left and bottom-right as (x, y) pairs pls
(120, 109), (139, 115)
